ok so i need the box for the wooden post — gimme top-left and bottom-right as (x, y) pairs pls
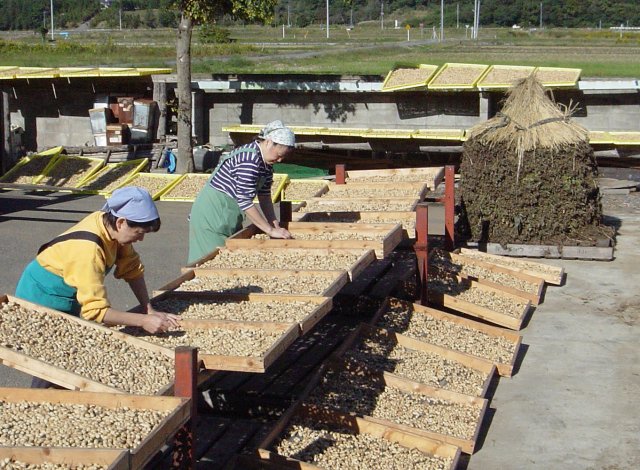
(335, 164), (346, 185)
(1, 91), (10, 175)
(414, 203), (429, 306)
(279, 200), (292, 229)
(444, 165), (455, 251)
(153, 81), (167, 142)
(172, 346), (198, 470)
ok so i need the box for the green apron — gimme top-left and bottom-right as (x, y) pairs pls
(16, 260), (81, 316)
(15, 231), (108, 316)
(187, 145), (268, 264)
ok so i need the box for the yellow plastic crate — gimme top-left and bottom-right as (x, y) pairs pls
(159, 173), (211, 202)
(411, 129), (465, 141)
(382, 64), (439, 92)
(477, 65), (536, 90)
(77, 158), (149, 196)
(533, 67), (581, 88)
(587, 131), (613, 145)
(428, 63), (490, 90)
(609, 131), (640, 145)
(113, 172), (184, 200)
(37, 155), (105, 189)
(0, 147), (63, 185)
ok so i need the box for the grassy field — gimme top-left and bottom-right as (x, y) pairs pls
(1, 24), (639, 78)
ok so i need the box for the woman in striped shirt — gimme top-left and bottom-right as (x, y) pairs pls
(188, 121), (295, 264)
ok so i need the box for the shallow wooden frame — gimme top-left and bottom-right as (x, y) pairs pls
(299, 196), (420, 213)
(254, 402), (461, 469)
(344, 167), (445, 190)
(292, 210), (418, 239)
(281, 178), (330, 202)
(0, 448), (130, 470)
(183, 246), (376, 281)
(155, 268), (349, 299)
(370, 298), (522, 377)
(435, 250), (546, 306)
(333, 323), (496, 398)
(0, 387), (190, 470)
(146, 290), (333, 335)
(459, 248), (565, 285)
(226, 222), (404, 259)
(322, 180), (430, 200)
(123, 319), (300, 373)
(298, 359), (488, 453)
(0, 295), (175, 395)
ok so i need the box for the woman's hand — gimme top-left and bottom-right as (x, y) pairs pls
(269, 226), (293, 239)
(142, 304), (181, 334)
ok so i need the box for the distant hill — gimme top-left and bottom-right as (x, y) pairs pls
(1, 0), (638, 31)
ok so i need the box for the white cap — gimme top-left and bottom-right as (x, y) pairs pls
(259, 120), (295, 147)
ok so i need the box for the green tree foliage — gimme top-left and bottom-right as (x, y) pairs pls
(2, 0), (639, 30)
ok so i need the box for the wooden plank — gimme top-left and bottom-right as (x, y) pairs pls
(198, 418), (264, 470)
(0, 448), (129, 470)
(299, 197), (420, 213)
(155, 268), (349, 298)
(465, 242), (613, 261)
(0, 295), (175, 395)
(0, 387), (190, 470)
(257, 403), (460, 469)
(323, 181), (430, 200)
(184, 247), (376, 281)
(459, 247), (565, 285)
(370, 298), (522, 377)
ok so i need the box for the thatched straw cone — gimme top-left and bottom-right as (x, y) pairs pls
(459, 75), (606, 246)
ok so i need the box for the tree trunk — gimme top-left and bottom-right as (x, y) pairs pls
(176, 13), (194, 174)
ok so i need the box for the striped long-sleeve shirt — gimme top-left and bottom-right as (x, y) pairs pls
(210, 141), (273, 211)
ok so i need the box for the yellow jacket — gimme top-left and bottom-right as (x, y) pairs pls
(36, 211), (144, 322)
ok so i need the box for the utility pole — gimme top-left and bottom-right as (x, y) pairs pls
(326, 0), (329, 38)
(440, 0), (444, 42)
(539, 2), (543, 29)
(380, 1), (384, 30)
(50, 0), (54, 41)
(457, 3), (460, 29)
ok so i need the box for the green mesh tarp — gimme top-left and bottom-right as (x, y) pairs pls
(273, 163), (328, 179)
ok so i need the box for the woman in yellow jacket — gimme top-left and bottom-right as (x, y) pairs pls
(16, 186), (180, 334)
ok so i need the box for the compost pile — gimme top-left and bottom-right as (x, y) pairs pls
(459, 75), (609, 246)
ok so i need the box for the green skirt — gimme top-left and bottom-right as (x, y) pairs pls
(188, 185), (244, 264)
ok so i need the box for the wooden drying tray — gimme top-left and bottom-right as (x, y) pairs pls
(253, 402), (461, 469)
(0, 448), (129, 470)
(298, 359), (488, 454)
(184, 246), (376, 281)
(323, 180), (430, 200)
(146, 290), (333, 335)
(120, 318), (299, 373)
(435, 250), (546, 306)
(227, 222), (404, 259)
(0, 295), (175, 396)
(427, 267), (533, 331)
(370, 298), (522, 377)
(155, 267), (350, 299)
(0, 387), (189, 470)
(281, 178), (330, 202)
(334, 322), (496, 398)
(299, 196), (421, 213)
(345, 166), (445, 190)
(459, 248), (565, 285)
(292, 210), (418, 239)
